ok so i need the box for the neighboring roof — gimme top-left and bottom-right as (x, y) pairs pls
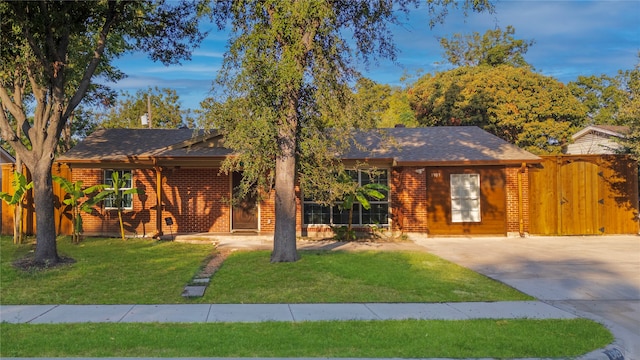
(344, 127), (541, 166)
(572, 125), (630, 140)
(58, 126), (540, 168)
(0, 147), (15, 164)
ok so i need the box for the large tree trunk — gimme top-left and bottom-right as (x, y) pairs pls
(271, 101), (300, 262)
(271, 153), (299, 262)
(32, 159), (59, 265)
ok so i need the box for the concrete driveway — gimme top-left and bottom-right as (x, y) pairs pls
(413, 235), (640, 359)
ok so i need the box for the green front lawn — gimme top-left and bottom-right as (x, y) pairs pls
(198, 250), (531, 303)
(1, 236), (530, 304)
(0, 236), (214, 304)
(0, 235), (612, 358)
(0, 319), (613, 358)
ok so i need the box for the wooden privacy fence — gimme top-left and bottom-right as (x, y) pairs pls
(529, 155), (639, 235)
(1, 163), (73, 236)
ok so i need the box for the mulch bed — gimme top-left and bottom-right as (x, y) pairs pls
(13, 256), (76, 272)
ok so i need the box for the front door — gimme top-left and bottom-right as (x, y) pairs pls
(232, 172), (258, 231)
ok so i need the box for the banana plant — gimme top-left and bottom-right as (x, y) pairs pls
(53, 175), (109, 243)
(0, 171), (33, 244)
(337, 171), (389, 233)
(105, 171), (143, 240)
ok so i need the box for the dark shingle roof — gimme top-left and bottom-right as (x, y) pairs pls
(58, 126), (540, 167)
(58, 128), (199, 161)
(343, 127), (540, 165)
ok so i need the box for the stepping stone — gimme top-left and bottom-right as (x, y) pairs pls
(192, 278), (210, 284)
(182, 285), (207, 297)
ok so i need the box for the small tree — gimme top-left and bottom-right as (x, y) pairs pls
(52, 176), (109, 243)
(0, 171), (33, 244)
(105, 171), (143, 241)
(336, 170), (389, 238)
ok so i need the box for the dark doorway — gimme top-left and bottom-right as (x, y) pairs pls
(232, 172), (258, 231)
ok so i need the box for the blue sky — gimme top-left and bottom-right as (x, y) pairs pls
(110, 0), (640, 111)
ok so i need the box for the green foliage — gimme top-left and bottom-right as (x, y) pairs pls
(207, 1), (494, 261)
(379, 91), (419, 128)
(52, 176), (108, 243)
(410, 65), (586, 154)
(0, 171), (32, 207)
(332, 225), (357, 241)
(614, 56), (640, 158)
(98, 87), (194, 129)
(0, 171), (33, 244)
(439, 25), (534, 67)
(104, 171), (144, 240)
(0, 0), (209, 264)
(567, 54), (640, 158)
(568, 74), (626, 125)
(335, 170), (389, 232)
(353, 78), (418, 128)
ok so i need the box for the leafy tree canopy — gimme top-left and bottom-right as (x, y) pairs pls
(439, 25), (534, 68)
(409, 65), (587, 154)
(98, 87), (194, 129)
(616, 56), (640, 157)
(0, 0), (208, 265)
(353, 78), (418, 128)
(205, 0), (494, 262)
(568, 74), (626, 125)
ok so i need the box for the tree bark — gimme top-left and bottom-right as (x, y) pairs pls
(271, 152), (299, 262)
(32, 159), (59, 265)
(271, 98), (300, 262)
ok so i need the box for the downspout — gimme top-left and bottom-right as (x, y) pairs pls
(518, 162), (526, 237)
(152, 162), (164, 239)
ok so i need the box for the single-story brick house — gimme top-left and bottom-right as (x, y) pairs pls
(55, 126), (541, 238)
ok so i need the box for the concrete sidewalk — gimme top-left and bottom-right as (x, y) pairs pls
(0, 302), (622, 360)
(0, 301), (576, 324)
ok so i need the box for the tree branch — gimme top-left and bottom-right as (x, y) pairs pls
(65, 1), (128, 117)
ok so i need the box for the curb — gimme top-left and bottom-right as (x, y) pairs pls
(580, 344), (627, 360)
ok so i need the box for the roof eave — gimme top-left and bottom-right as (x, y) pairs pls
(395, 159), (542, 167)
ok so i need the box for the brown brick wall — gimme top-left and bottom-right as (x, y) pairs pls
(74, 167), (233, 237)
(162, 168), (231, 234)
(71, 164), (529, 237)
(260, 189), (276, 233)
(391, 167), (428, 232)
(505, 166), (530, 235)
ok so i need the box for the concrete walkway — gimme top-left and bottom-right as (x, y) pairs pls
(0, 301), (577, 324)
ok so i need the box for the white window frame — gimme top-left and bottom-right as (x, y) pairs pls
(103, 169), (134, 210)
(450, 173), (481, 223)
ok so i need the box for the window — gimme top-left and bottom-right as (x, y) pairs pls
(450, 173), (481, 222)
(103, 170), (133, 210)
(303, 170), (389, 226)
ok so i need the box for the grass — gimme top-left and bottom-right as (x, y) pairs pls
(0, 236), (214, 304)
(197, 250), (532, 303)
(0, 236), (531, 304)
(0, 235), (613, 358)
(0, 319), (613, 358)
